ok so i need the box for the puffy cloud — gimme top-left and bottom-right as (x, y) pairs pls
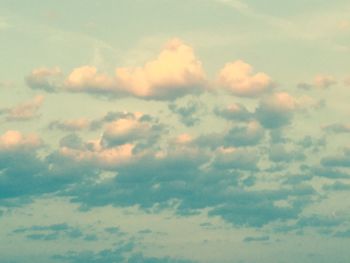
(268, 144), (305, 163)
(313, 74), (337, 88)
(0, 130), (42, 151)
(64, 66), (115, 93)
(49, 118), (91, 131)
(102, 118), (151, 146)
(59, 142), (135, 169)
(321, 148), (350, 168)
(295, 95), (326, 112)
(193, 121), (265, 150)
(26, 67), (62, 92)
(89, 111), (142, 130)
(256, 94), (322, 130)
(115, 38), (206, 99)
(214, 103), (253, 121)
(207, 185), (314, 227)
(174, 133), (193, 144)
(0, 131), (102, 205)
(217, 60), (273, 97)
(59, 129), (317, 227)
(212, 147), (259, 171)
(223, 121), (265, 147)
(57, 117), (163, 169)
(27, 39), (207, 100)
(298, 74), (337, 90)
(168, 100), (202, 126)
(1, 95), (45, 121)
(101, 113), (164, 149)
(0, 131), (63, 203)
(255, 92), (296, 129)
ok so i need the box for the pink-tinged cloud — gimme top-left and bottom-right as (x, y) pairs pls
(255, 92), (297, 129)
(57, 111), (163, 169)
(49, 118), (91, 131)
(101, 113), (159, 147)
(26, 67), (62, 92)
(218, 60), (273, 97)
(59, 143), (134, 168)
(31, 39), (207, 100)
(265, 92), (296, 111)
(313, 74), (337, 88)
(64, 66), (115, 92)
(213, 146), (258, 170)
(5, 95), (44, 121)
(115, 38), (207, 99)
(104, 118), (145, 138)
(0, 130), (42, 150)
(175, 133), (193, 144)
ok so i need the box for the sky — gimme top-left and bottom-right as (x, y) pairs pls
(1, 0), (350, 262)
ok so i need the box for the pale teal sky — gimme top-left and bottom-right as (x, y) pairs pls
(1, 1), (350, 263)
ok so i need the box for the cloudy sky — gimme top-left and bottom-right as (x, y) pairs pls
(1, 0), (350, 262)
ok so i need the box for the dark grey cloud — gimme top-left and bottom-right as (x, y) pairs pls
(168, 100), (203, 127)
(0, 133), (99, 207)
(13, 223), (84, 241)
(214, 103), (253, 122)
(243, 235), (269, 242)
(254, 92), (297, 129)
(297, 82), (313, 90)
(53, 242), (196, 263)
(268, 144), (305, 163)
(62, 147), (316, 227)
(25, 67), (62, 92)
(212, 148), (259, 171)
(255, 103), (293, 129)
(321, 148), (350, 168)
(334, 229), (350, 238)
(101, 119), (164, 149)
(323, 181), (350, 191)
(223, 122), (265, 147)
(194, 121), (265, 149)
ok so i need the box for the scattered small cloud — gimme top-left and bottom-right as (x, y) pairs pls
(1, 95), (45, 121)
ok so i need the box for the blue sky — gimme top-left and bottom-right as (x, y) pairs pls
(1, 1), (350, 262)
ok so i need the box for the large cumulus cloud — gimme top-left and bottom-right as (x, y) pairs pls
(26, 39), (207, 100)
